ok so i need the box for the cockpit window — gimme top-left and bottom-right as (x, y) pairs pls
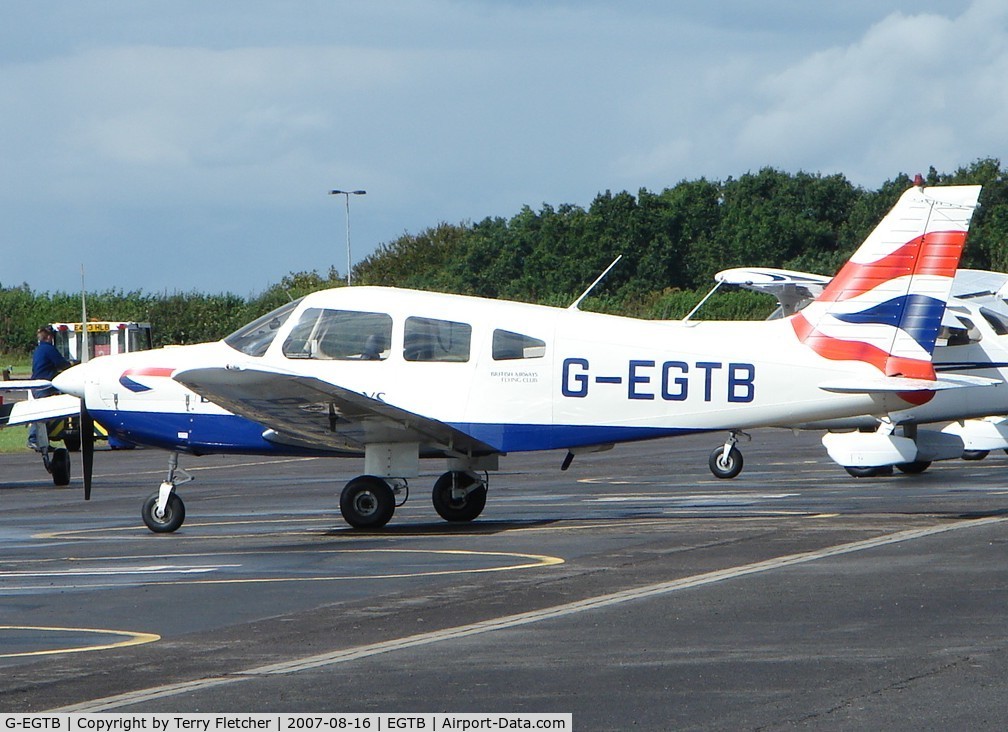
(224, 298), (302, 357)
(282, 308), (393, 360)
(404, 316), (471, 362)
(492, 329), (546, 360)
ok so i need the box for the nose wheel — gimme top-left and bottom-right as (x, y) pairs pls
(142, 491), (186, 533)
(708, 431), (748, 479)
(140, 452), (192, 533)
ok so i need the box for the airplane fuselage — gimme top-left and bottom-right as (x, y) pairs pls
(64, 286), (915, 457)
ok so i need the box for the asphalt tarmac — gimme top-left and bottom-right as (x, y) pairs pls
(2, 430), (1008, 730)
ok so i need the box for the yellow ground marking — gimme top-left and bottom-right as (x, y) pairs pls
(0, 625), (159, 659)
(0, 548), (564, 591)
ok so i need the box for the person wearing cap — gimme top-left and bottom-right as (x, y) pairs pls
(27, 325), (71, 450)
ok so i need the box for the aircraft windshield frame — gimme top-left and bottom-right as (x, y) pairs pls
(224, 298), (303, 357)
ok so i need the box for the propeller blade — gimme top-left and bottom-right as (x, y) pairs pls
(80, 399), (94, 501)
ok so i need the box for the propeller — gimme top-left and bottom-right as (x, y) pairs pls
(81, 399), (94, 500)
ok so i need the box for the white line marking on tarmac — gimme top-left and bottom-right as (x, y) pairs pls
(0, 564), (238, 578)
(49, 515), (1008, 712)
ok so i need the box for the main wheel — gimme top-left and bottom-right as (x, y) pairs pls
(896, 460), (931, 474)
(340, 476), (395, 529)
(432, 471), (487, 522)
(141, 492), (186, 533)
(708, 446), (743, 479)
(50, 448), (71, 486)
(962, 450), (989, 461)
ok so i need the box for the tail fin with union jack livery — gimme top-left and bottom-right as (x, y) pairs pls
(791, 182), (982, 382)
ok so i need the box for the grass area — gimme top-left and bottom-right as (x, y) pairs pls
(0, 423), (29, 453)
(0, 353), (31, 376)
(1, 353), (39, 453)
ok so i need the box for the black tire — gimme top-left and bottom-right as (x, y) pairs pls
(896, 460), (931, 474)
(62, 431), (81, 453)
(962, 450), (989, 461)
(432, 471), (488, 522)
(51, 448), (71, 486)
(844, 465), (894, 478)
(708, 446), (743, 479)
(141, 492), (186, 533)
(340, 476), (395, 529)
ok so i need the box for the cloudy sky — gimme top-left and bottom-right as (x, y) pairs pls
(2, 1), (1003, 295)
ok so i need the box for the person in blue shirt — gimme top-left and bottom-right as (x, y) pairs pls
(27, 325), (71, 450)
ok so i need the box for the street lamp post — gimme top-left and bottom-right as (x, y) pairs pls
(329, 189), (366, 285)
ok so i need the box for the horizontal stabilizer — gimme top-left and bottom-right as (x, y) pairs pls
(819, 373), (1000, 394)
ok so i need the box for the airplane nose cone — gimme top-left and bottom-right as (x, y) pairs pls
(52, 362), (88, 398)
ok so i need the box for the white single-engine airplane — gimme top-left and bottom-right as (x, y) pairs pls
(53, 182), (984, 532)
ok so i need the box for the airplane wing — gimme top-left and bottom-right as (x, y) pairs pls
(950, 269), (1008, 300)
(0, 393), (80, 427)
(0, 379), (59, 392)
(173, 365), (499, 457)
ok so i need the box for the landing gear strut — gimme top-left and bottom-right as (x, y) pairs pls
(141, 452), (191, 533)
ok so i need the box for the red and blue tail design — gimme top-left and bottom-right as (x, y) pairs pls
(792, 183), (982, 380)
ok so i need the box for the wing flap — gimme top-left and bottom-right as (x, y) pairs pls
(173, 365), (498, 456)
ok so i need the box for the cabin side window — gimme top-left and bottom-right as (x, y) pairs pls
(404, 316), (471, 362)
(282, 308), (393, 360)
(492, 329), (546, 360)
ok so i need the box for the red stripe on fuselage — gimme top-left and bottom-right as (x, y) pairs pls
(123, 367), (175, 378)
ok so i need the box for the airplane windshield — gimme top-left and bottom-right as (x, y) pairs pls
(224, 298), (303, 357)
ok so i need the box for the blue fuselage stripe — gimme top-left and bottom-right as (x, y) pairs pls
(90, 409), (708, 456)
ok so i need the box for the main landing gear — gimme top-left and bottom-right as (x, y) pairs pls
(41, 446), (71, 487)
(29, 422), (71, 487)
(339, 470), (489, 529)
(708, 430), (749, 479)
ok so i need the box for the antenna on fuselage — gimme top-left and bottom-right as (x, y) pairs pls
(568, 255), (622, 311)
(681, 280), (723, 323)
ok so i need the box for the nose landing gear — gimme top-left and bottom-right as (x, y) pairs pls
(708, 430), (749, 479)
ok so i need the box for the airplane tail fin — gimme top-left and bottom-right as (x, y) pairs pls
(791, 182), (982, 380)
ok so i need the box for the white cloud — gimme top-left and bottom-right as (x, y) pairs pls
(0, 0), (998, 294)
